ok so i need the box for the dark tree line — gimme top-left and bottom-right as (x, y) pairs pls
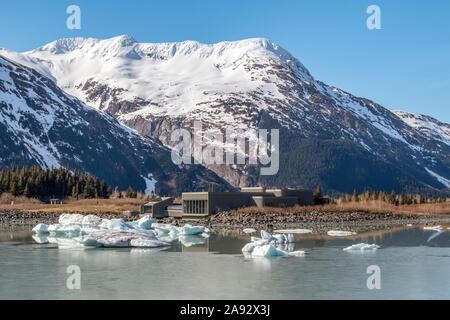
(0, 166), (111, 199)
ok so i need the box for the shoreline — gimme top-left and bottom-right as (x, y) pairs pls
(1, 209), (449, 232)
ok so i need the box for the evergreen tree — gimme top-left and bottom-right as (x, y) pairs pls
(313, 185), (323, 205)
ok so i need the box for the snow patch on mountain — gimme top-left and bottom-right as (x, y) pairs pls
(142, 174), (157, 194)
(425, 168), (450, 189)
(392, 110), (450, 146)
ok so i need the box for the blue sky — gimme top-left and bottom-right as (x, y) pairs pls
(1, 0), (449, 122)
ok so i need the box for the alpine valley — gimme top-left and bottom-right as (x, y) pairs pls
(1, 35), (449, 196)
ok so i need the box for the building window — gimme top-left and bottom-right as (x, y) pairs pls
(183, 200), (207, 214)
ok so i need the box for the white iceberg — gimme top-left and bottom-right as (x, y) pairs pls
(59, 213), (84, 225)
(80, 231), (168, 248)
(32, 235), (49, 244)
(327, 230), (357, 237)
(423, 226), (442, 231)
(274, 228), (312, 234)
(32, 214), (211, 249)
(287, 234), (295, 243)
(242, 230), (303, 258)
(288, 250), (306, 257)
(32, 224), (48, 234)
(81, 215), (103, 227)
(243, 228), (257, 234)
(179, 235), (206, 247)
(131, 215), (154, 230)
(343, 243), (380, 251)
(251, 244), (288, 257)
(180, 224), (208, 235)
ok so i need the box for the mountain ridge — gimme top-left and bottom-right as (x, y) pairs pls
(1, 36), (448, 195)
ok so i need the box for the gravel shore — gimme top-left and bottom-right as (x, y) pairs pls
(0, 210), (132, 226)
(1, 209), (449, 232)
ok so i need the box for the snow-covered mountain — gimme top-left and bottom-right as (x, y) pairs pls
(1, 35), (448, 194)
(0, 54), (229, 195)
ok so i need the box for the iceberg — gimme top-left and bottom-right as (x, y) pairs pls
(274, 228), (312, 234)
(32, 214), (211, 249)
(32, 235), (49, 244)
(243, 228), (257, 234)
(180, 224), (209, 235)
(80, 231), (168, 248)
(327, 230), (357, 237)
(179, 235), (206, 247)
(242, 230), (303, 258)
(82, 215), (103, 227)
(251, 244), (287, 257)
(343, 243), (380, 251)
(423, 226), (442, 231)
(59, 213), (84, 225)
(32, 224), (48, 234)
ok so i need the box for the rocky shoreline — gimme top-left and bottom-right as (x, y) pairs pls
(0, 210), (134, 226)
(3, 209), (449, 232)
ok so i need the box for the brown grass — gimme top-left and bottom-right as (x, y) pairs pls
(0, 197), (144, 214)
(1, 196), (449, 216)
(235, 200), (450, 216)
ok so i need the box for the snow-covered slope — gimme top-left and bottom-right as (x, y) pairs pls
(1, 36), (448, 193)
(392, 110), (450, 147)
(0, 54), (229, 194)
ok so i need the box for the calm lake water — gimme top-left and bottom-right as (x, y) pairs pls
(0, 224), (449, 300)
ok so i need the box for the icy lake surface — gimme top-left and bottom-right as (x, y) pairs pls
(0, 225), (449, 299)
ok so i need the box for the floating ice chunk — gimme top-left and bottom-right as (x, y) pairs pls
(180, 224), (206, 235)
(47, 224), (82, 236)
(32, 223), (48, 234)
(327, 230), (357, 237)
(278, 243), (295, 252)
(82, 215), (103, 227)
(169, 227), (180, 237)
(343, 243), (380, 251)
(260, 230), (273, 240)
(243, 228), (257, 234)
(59, 213), (84, 225)
(272, 234), (286, 244)
(251, 244), (288, 257)
(274, 229), (312, 234)
(135, 215), (154, 230)
(81, 226), (101, 234)
(80, 231), (167, 248)
(427, 231), (443, 242)
(100, 219), (134, 232)
(32, 235), (49, 244)
(47, 236), (84, 248)
(242, 242), (258, 253)
(130, 238), (169, 248)
(152, 223), (173, 233)
(407, 224), (413, 227)
(423, 226), (442, 231)
(242, 232), (303, 258)
(287, 234), (295, 243)
(288, 250), (306, 257)
(179, 235), (206, 247)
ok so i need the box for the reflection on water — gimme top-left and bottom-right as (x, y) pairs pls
(0, 224), (449, 299)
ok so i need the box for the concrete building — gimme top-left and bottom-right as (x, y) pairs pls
(140, 197), (174, 218)
(140, 187), (313, 219)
